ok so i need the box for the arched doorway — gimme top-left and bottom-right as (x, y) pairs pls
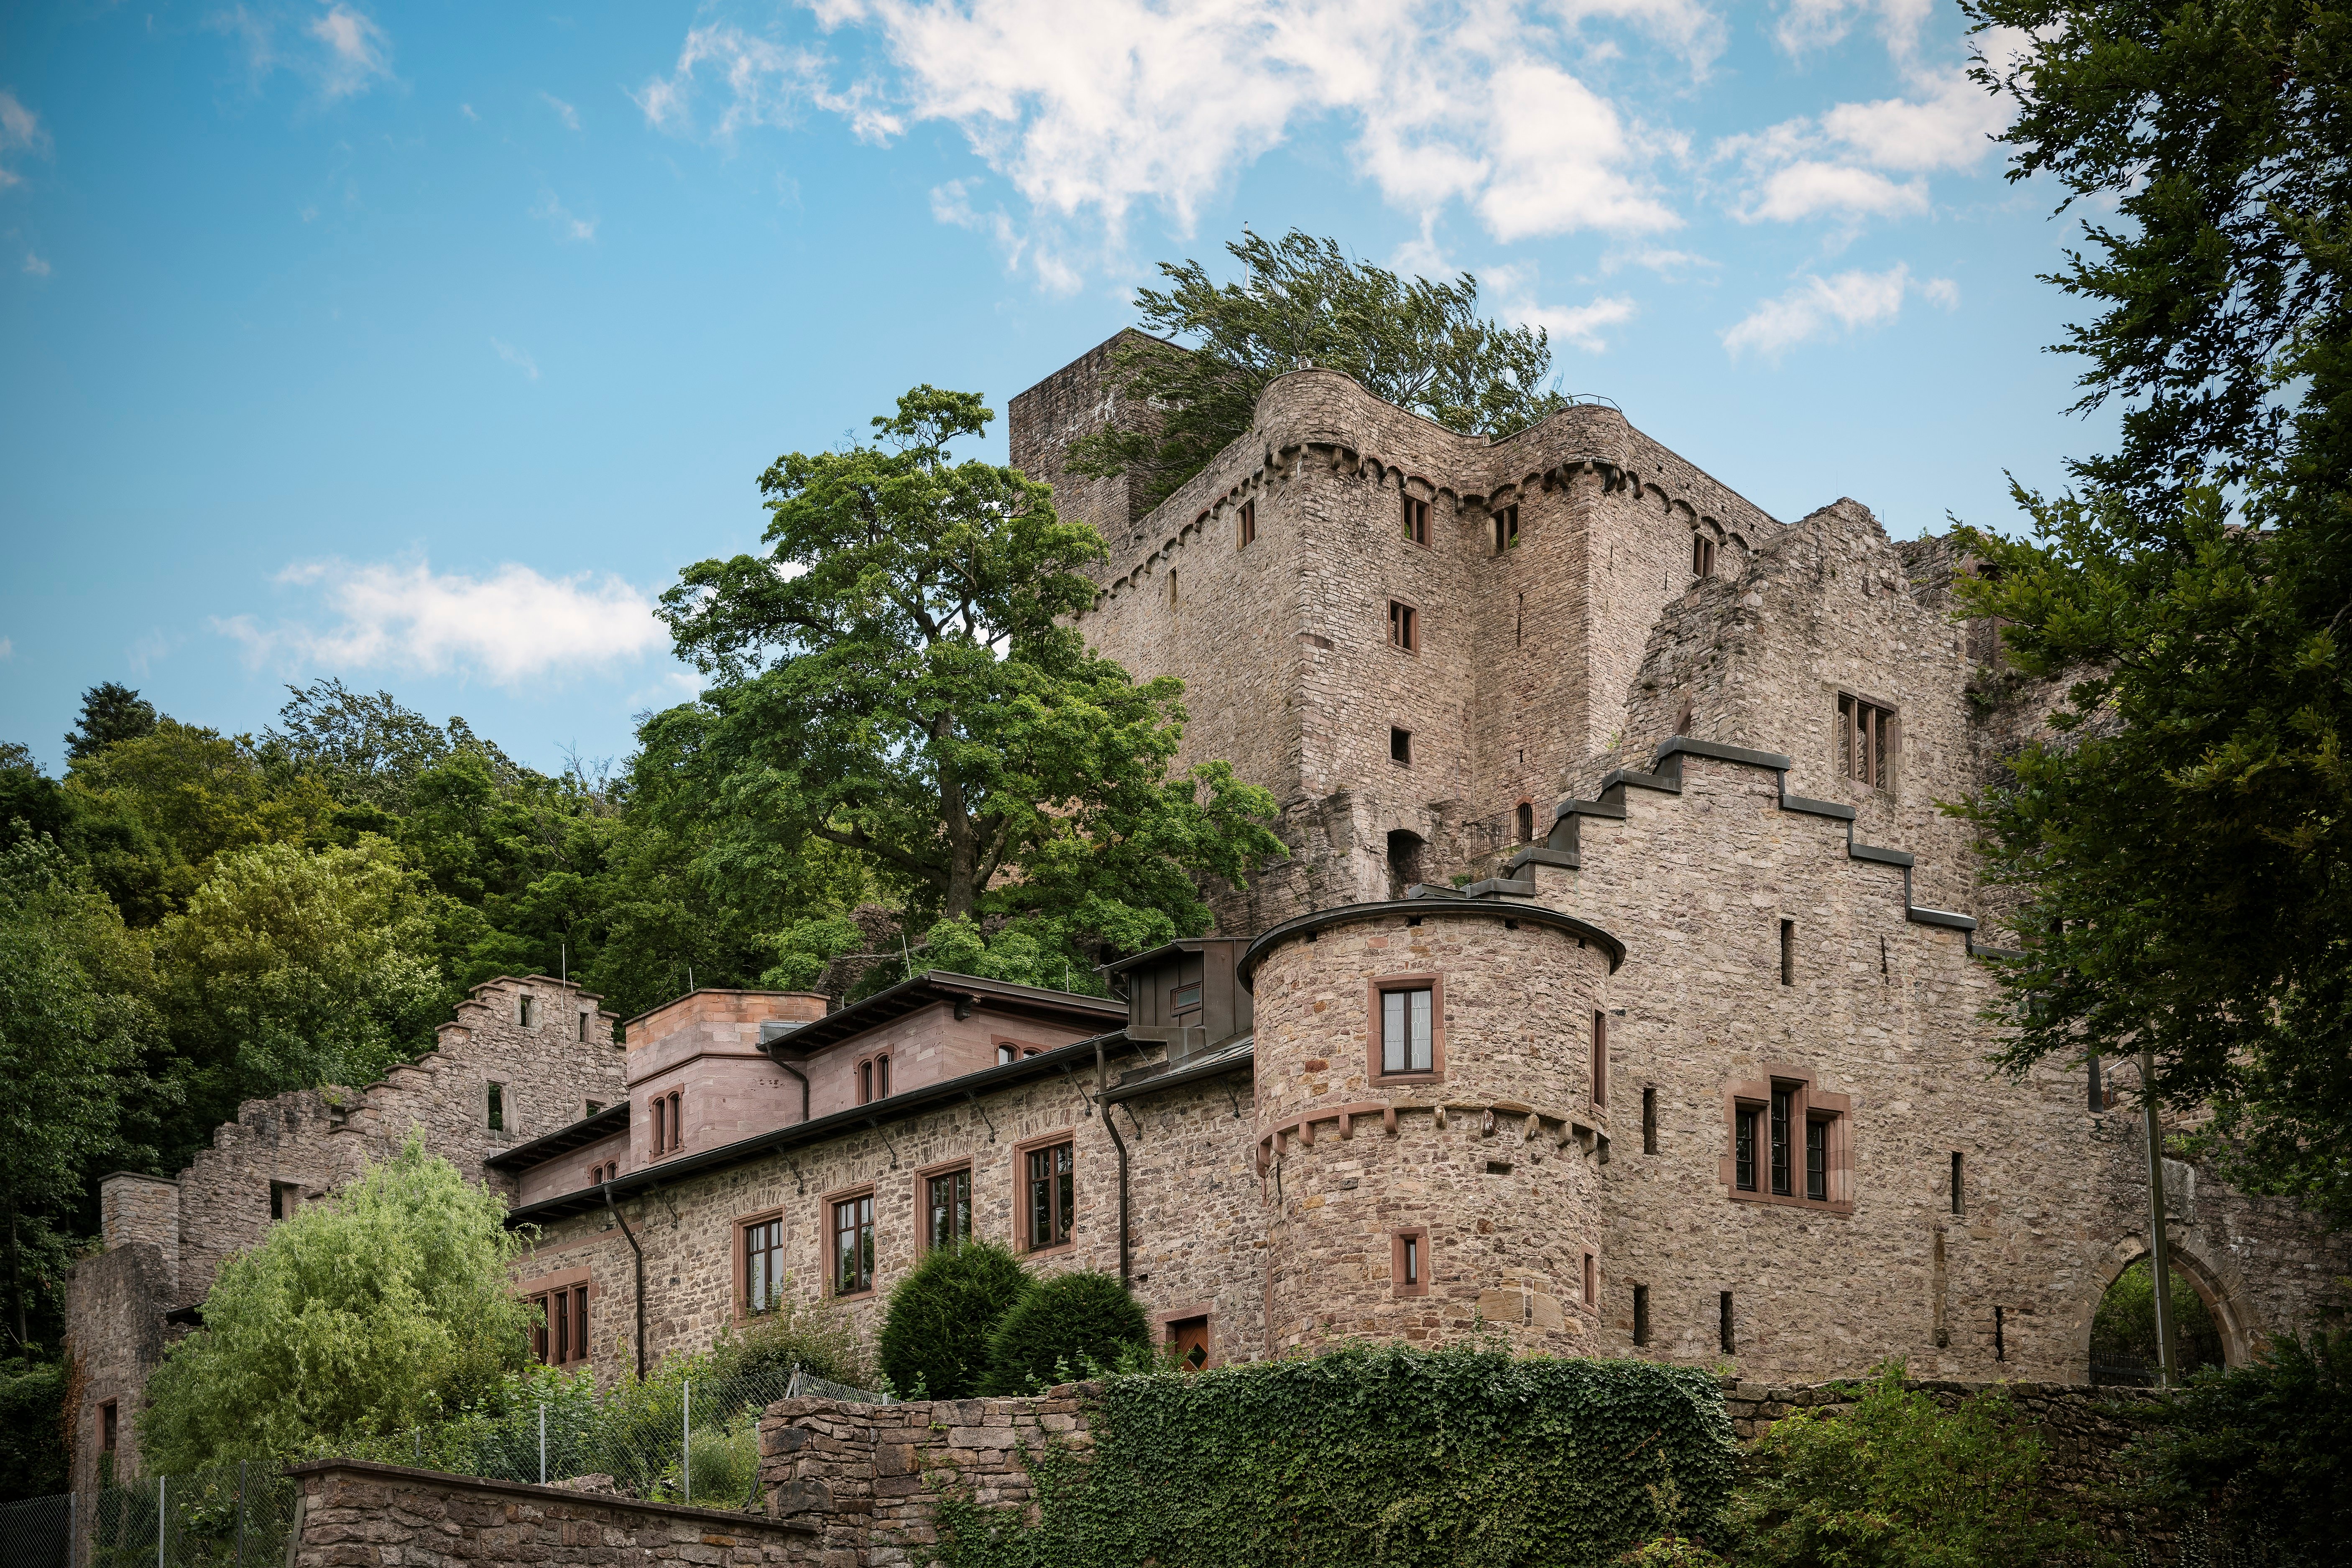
(2089, 1254), (2227, 1385)
(1386, 830), (1426, 899)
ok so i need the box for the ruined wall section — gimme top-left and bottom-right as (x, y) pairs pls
(64, 1243), (175, 1497)
(1006, 329), (1164, 575)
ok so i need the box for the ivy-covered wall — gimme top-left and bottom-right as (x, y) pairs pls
(761, 1346), (1735, 1568)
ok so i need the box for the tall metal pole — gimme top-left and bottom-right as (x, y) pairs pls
(2141, 1047), (2178, 1386)
(538, 1403), (547, 1485)
(682, 1381), (691, 1505)
(156, 1476), (165, 1568)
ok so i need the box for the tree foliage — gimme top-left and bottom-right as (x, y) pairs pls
(878, 1240), (1030, 1400)
(140, 1136), (533, 1471)
(1069, 229), (1573, 505)
(1726, 1363), (2098, 1567)
(980, 1269), (1147, 1395)
(1950, 0), (2352, 1213)
(657, 385), (1284, 984)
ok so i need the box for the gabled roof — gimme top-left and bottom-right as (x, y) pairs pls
(756, 970), (1122, 1058)
(485, 1100), (628, 1173)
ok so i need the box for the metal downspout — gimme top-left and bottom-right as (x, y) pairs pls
(600, 1178), (646, 1379)
(1098, 1038), (1131, 1288)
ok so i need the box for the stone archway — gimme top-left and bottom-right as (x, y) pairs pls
(2076, 1240), (2253, 1383)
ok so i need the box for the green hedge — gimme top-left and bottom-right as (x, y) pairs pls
(980, 1270), (1146, 1395)
(934, 1344), (1734, 1568)
(880, 1242), (1030, 1399)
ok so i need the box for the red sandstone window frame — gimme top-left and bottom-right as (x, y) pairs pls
(823, 1183), (878, 1299)
(1237, 500), (1256, 549)
(993, 1033), (1046, 1066)
(1719, 1069), (1853, 1215)
(1590, 1011), (1607, 1110)
(1016, 1130), (1078, 1255)
(1392, 1229), (1430, 1297)
(1387, 599), (1420, 653)
(1402, 493), (1431, 547)
(1367, 973), (1446, 1086)
(916, 1157), (974, 1253)
(1837, 691), (1897, 791)
(733, 1207), (786, 1321)
(517, 1264), (592, 1369)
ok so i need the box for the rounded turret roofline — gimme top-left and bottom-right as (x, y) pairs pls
(1237, 897), (1626, 990)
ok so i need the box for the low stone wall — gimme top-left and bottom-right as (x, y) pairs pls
(761, 1390), (1096, 1566)
(761, 1378), (2174, 1566)
(286, 1460), (815, 1568)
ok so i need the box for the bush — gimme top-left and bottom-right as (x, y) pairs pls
(2130, 1320), (2352, 1561)
(1727, 1361), (2097, 1567)
(139, 1134), (533, 1469)
(0, 1359), (69, 1500)
(980, 1269), (1147, 1395)
(710, 1290), (870, 1390)
(878, 1241), (1030, 1399)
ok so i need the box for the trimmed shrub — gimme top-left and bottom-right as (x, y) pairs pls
(878, 1241), (1031, 1399)
(980, 1269), (1147, 1395)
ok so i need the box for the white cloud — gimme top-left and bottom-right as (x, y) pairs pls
(306, 4), (393, 99)
(1775, 0), (1932, 59)
(0, 88), (52, 190)
(22, 249), (48, 276)
(1721, 261), (1955, 358)
(460, 102), (479, 121)
(638, 2), (1684, 286)
(490, 338), (539, 379)
(1739, 160), (1926, 222)
(217, 559), (669, 687)
(1484, 261), (1637, 353)
(531, 191), (596, 242)
(0, 637), (13, 660)
(540, 92), (581, 131)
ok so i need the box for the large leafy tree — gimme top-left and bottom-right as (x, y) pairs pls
(1952, 1), (2352, 1213)
(656, 385), (1284, 988)
(140, 1136), (533, 1469)
(1070, 229), (1573, 506)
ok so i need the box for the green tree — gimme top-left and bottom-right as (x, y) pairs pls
(140, 1136), (533, 1470)
(1951, 0), (2352, 1213)
(878, 1241), (1030, 1399)
(0, 841), (163, 1359)
(158, 838), (452, 1122)
(0, 1360), (69, 1500)
(1069, 229), (1572, 506)
(1728, 1363), (2097, 1566)
(64, 682), (158, 762)
(656, 385), (1284, 984)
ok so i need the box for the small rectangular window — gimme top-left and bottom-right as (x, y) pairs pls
(577, 1012), (589, 1042)
(860, 1060), (873, 1104)
(1390, 726), (1412, 765)
(519, 997), (536, 1028)
(667, 1091), (683, 1150)
(1780, 919), (1794, 986)
(100, 1400), (117, 1452)
(1581, 1251), (1596, 1306)
(1171, 982), (1202, 1016)
(651, 1094), (667, 1154)
(1238, 500), (1256, 548)
(2087, 1056), (2108, 1112)
(1642, 1086), (1658, 1155)
(997, 1043), (1018, 1066)
(1806, 1118), (1828, 1201)
(1493, 504), (1519, 554)
(745, 1217), (784, 1314)
(1590, 1012), (1606, 1108)
(928, 1168), (973, 1251)
(1837, 693), (1896, 788)
(1027, 1141), (1075, 1251)
(1770, 1087), (1794, 1196)
(488, 1082), (506, 1133)
(1402, 494), (1430, 546)
(1735, 1107), (1759, 1191)
(876, 1054), (891, 1099)
(1995, 1304), (2007, 1362)
(1632, 1285), (1650, 1347)
(1692, 534), (1715, 577)
(1387, 599), (1418, 652)
(1380, 987), (1434, 1075)
(586, 1100), (603, 1116)
(832, 1194), (875, 1296)
(1719, 1291), (1735, 1355)
(1951, 1151), (1964, 1215)
(1168, 569), (1178, 606)
(1393, 1229), (1427, 1295)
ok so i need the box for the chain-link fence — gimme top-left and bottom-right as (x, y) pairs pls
(80, 1463), (298, 1568)
(329, 1361), (884, 1512)
(0, 1492), (74, 1568)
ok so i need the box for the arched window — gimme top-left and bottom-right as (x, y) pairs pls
(1517, 801), (1535, 843)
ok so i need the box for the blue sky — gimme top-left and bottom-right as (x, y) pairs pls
(0, 0), (2111, 776)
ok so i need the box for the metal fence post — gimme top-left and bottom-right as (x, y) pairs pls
(156, 1476), (165, 1568)
(538, 1404), (547, 1485)
(682, 1381), (691, 1505)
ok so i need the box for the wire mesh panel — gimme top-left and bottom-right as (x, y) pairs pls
(0, 1494), (72, 1568)
(87, 1465), (298, 1568)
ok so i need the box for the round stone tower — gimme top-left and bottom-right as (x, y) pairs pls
(1240, 897), (1624, 1355)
